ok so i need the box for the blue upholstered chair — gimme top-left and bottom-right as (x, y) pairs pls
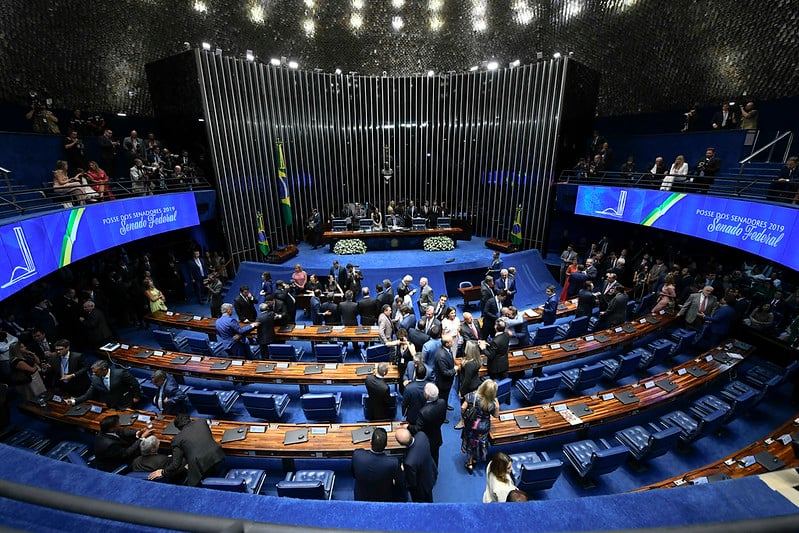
(66, 451), (128, 475)
(560, 362), (604, 393)
(43, 440), (89, 461)
(201, 468), (267, 495)
(360, 392), (399, 420)
(562, 438), (628, 479)
(599, 350), (643, 382)
(268, 344), (305, 362)
(720, 380), (765, 407)
(186, 388), (240, 416)
(152, 329), (189, 352)
(509, 451), (563, 491)
(515, 374), (561, 404)
(496, 377), (513, 405)
(5, 429), (51, 454)
(556, 316), (589, 341)
(277, 470), (336, 500)
(614, 424), (682, 462)
(241, 391), (290, 421)
(529, 324), (559, 346)
(361, 344), (391, 363)
(315, 343), (347, 363)
(634, 293), (657, 316)
(668, 328), (696, 355)
(186, 336), (225, 357)
(636, 338), (675, 369)
(301, 392), (342, 421)
(658, 408), (725, 444)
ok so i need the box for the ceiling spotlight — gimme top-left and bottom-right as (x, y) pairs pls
(553, 52), (562, 59)
(335, 68), (342, 75)
(568, 51), (574, 57)
(288, 60), (299, 69)
(193, 1), (208, 13)
(201, 42), (211, 51)
(392, 16), (404, 30)
(392, 0), (405, 7)
(303, 19), (315, 35)
(427, 70), (435, 77)
(198, 118), (205, 122)
(350, 12), (363, 29)
(509, 59), (520, 68)
(536, 51), (543, 60)
(116, 111), (127, 117)
(250, 5), (265, 24)
(270, 58), (281, 66)
(486, 61), (499, 70)
(245, 50), (255, 61)
(214, 48), (222, 56)
(182, 42), (191, 51)
(469, 65), (479, 72)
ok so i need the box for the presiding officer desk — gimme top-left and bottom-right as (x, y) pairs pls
(103, 344), (400, 389)
(474, 312), (679, 377)
(19, 399), (406, 458)
(144, 310), (382, 344)
(638, 413), (799, 490)
(488, 339), (754, 445)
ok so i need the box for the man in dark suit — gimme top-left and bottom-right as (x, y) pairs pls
(711, 103), (737, 130)
(576, 281), (598, 318)
(433, 335), (458, 411)
(188, 250), (208, 304)
(79, 300), (113, 352)
(704, 296), (738, 347)
(233, 285), (258, 323)
(365, 363), (393, 420)
(351, 427), (404, 502)
(694, 147), (722, 194)
(431, 295), (449, 322)
(398, 305), (417, 332)
(395, 428), (437, 503)
(255, 299), (279, 357)
(49, 338), (90, 396)
(417, 306), (442, 336)
(566, 265), (588, 299)
(150, 370), (188, 415)
(274, 281), (297, 324)
(131, 435), (171, 473)
(321, 294), (340, 325)
(494, 270), (516, 307)
(481, 290), (506, 338)
(480, 319), (510, 380)
(215, 303), (257, 359)
(329, 260), (348, 291)
(309, 289), (324, 325)
(460, 312), (481, 344)
(601, 286), (629, 327)
(357, 287), (381, 326)
(339, 290), (359, 326)
(70, 360), (142, 409)
(541, 285), (558, 326)
(94, 414), (154, 472)
(408, 383), (447, 466)
(766, 156), (799, 203)
(480, 276), (495, 308)
(150, 414), (226, 486)
(378, 279), (394, 307)
(402, 363), (428, 424)
(598, 273), (620, 311)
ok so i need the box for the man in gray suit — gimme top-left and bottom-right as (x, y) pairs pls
(678, 285), (718, 329)
(417, 277), (435, 315)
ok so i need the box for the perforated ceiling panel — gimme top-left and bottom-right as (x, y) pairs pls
(1, 0), (797, 117)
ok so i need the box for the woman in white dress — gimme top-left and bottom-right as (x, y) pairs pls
(660, 155), (689, 191)
(483, 452), (518, 502)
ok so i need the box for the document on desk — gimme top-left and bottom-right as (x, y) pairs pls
(559, 409), (583, 425)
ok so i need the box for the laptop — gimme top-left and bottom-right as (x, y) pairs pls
(568, 403), (593, 417)
(614, 391), (640, 405)
(304, 365), (324, 375)
(355, 327), (371, 334)
(221, 426), (249, 444)
(524, 350), (542, 360)
(686, 366), (708, 378)
(171, 355), (191, 365)
(655, 378), (678, 392)
(177, 316), (192, 322)
(134, 350), (154, 359)
(210, 360), (231, 371)
(278, 325), (295, 333)
(754, 451), (786, 472)
(622, 325), (637, 334)
(65, 403), (92, 417)
(351, 426), (374, 444)
(256, 363), (275, 373)
(118, 413), (139, 426)
(594, 334), (611, 343)
(557, 303), (567, 310)
(514, 414), (541, 429)
(317, 326), (333, 334)
(355, 365), (374, 376)
(162, 421), (180, 435)
(561, 342), (579, 352)
(284, 428), (309, 445)
(645, 316), (661, 324)
(713, 352), (732, 364)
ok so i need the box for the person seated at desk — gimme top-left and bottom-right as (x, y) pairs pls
(306, 274), (322, 293)
(94, 414), (155, 472)
(151, 369), (188, 415)
(132, 435), (171, 473)
(371, 207), (383, 229)
(68, 360), (142, 410)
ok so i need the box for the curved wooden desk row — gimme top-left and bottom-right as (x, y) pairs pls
(490, 313), (679, 377)
(144, 311), (381, 343)
(103, 344), (400, 386)
(488, 339), (754, 446)
(638, 414), (799, 490)
(19, 400), (406, 459)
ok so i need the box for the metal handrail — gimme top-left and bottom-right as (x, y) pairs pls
(738, 131), (793, 165)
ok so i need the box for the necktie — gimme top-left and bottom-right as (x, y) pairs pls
(62, 356), (69, 377)
(470, 323), (478, 339)
(699, 296), (706, 313)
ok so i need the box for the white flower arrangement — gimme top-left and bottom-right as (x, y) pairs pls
(333, 238), (367, 255)
(423, 236), (454, 251)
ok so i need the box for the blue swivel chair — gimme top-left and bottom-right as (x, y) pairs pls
(599, 351), (643, 382)
(152, 329), (189, 352)
(361, 344), (392, 363)
(515, 374), (561, 404)
(186, 388), (240, 416)
(315, 343), (347, 363)
(186, 336), (225, 357)
(614, 423), (682, 463)
(277, 470), (336, 500)
(509, 451), (564, 491)
(529, 324), (559, 346)
(268, 344), (305, 362)
(301, 392), (342, 421)
(562, 438), (629, 479)
(560, 362), (604, 393)
(241, 391), (290, 421)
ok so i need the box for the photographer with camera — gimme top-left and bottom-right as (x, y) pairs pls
(693, 147), (721, 194)
(345, 263), (364, 296)
(739, 101), (759, 130)
(129, 158), (152, 196)
(26, 91), (60, 134)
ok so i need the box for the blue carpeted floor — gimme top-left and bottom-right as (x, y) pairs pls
(7, 240), (799, 512)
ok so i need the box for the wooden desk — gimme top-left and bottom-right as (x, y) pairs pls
(488, 340), (753, 446)
(144, 311), (381, 344)
(476, 313), (678, 377)
(322, 227), (460, 251)
(638, 414), (799, 490)
(19, 400), (406, 458)
(104, 344), (399, 388)
(458, 285), (482, 308)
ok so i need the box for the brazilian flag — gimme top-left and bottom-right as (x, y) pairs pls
(510, 206), (522, 245)
(276, 140), (293, 226)
(256, 212), (270, 256)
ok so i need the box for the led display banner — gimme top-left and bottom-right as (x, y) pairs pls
(0, 193), (200, 301)
(575, 186), (799, 271)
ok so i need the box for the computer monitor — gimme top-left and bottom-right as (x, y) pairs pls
(359, 219), (374, 231)
(412, 217), (427, 230)
(332, 219), (348, 232)
(436, 217), (451, 229)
